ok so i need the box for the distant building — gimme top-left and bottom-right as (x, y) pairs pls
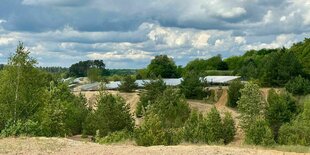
(77, 76), (241, 91)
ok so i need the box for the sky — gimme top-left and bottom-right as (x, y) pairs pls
(0, 0), (309, 68)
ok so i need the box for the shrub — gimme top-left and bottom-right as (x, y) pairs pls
(278, 97), (310, 146)
(237, 82), (265, 129)
(134, 113), (183, 146)
(152, 88), (190, 128)
(245, 119), (274, 146)
(0, 119), (41, 137)
(285, 75), (310, 95)
(204, 107), (223, 143)
(180, 72), (207, 99)
(83, 91), (134, 137)
(227, 80), (244, 108)
(265, 89), (297, 140)
(96, 130), (132, 144)
(183, 109), (204, 143)
(222, 112), (236, 144)
(136, 78), (167, 117)
(118, 75), (138, 92)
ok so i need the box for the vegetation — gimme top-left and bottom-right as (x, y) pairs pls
(83, 91), (134, 137)
(69, 60), (108, 77)
(285, 75), (310, 95)
(227, 80), (244, 108)
(265, 89), (297, 140)
(180, 72), (208, 99)
(135, 78), (167, 117)
(118, 75), (138, 92)
(146, 55), (181, 78)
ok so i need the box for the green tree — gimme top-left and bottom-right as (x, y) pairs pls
(237, 82), (265, 129)
(183, 109), (204, 143)
(265, 89), (296, 140)
(83, 91), (134, 137)
(180, 72), (207, 99)
(147, 55), (180, 78)
(0, 43), (47, 130)
(278, 97), (310, 146)
(245, 119), (274, 146)
(227, 80), (244, 108)
(118, 75), (138, 92)
(69, 60), (107, 77)
(285, 75), (310, 95)
(87, 68), (102, 82)
(222, 112), (236, 144)
(136, 78), (167, 117)
(205, 107), (223, 143)
(151, 88), (190, 128)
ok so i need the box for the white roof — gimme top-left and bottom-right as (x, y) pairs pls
(78, 76), (240, 91)
(204, 76), (240, 83)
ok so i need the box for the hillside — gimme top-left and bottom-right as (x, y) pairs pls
(0, 137), (308, 155)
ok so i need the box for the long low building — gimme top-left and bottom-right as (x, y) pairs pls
(78, 76), (241, 91)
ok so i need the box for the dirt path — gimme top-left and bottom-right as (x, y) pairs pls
(0, 137), (307, 155)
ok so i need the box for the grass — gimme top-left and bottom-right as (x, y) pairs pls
(272, 145), (310, 153)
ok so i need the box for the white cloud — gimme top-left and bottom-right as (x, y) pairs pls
(242, 34), (296, 50)
(87, 50), (153, 61)
(0, 37), (15, 45)
(235, 36), (246, 44)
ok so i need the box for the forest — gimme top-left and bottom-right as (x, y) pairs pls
(0, 38), (310, 149)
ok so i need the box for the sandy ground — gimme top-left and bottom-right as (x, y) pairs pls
(0, 137), (308, 155)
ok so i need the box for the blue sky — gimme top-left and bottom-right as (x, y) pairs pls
(0, 0), (309, 68)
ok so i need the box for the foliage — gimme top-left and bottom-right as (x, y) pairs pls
(68, 60), (107, 77)
(227, 80), (244, 108)
(265, 89), (297, 140)
(0, 43), (48, 130)
(183, 109), (204, 143)
(136, 78), (167, 117)
(118, 75), (138, 92)
(146, 55), (180, 78)
(245, 119), (275, 146)
(180, 72), (207, 99)
(134, 112), (183, 146)
(278, 97), (310, 146)
(83, 91), (134, 137)
(87, 68), (102, 82)
(260, 49), (304, 86)
(222, 112), (236, 144)
(96, 130), (132, 144)
(151, 88), (190, 128)
(237, 82), (265, 129)
(290, 38), (310, 75)
(0, 119), (41, 137)
(285, 75), (310, 95)
(204, 107), (223, 143)
(184, 55), (228, 76)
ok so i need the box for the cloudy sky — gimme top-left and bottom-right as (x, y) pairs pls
(0, 0), (309, 68)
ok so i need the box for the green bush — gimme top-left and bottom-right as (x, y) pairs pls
(180, 72), (207, 99)
(278, 97), (310, 146)
(96, 130), (132, 144)
(0, 119), (41, 137)
(245, 119), (274, 146)
(222, 112), (236, 144)
(118, 75), (138, 92)
(152, 88), (190, 128)
(265, 89), (297, 140)
(227, 80), (244, 108)
(134, 113), (183, 146)
(136, 78), (167, 117)
(205, 107), (223, 143)
(285, 75), (310, 95)
(83, 91), (134, 137)
(183, 109), (204, 143)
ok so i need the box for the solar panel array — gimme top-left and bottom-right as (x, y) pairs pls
(79, 76), (240, 91)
